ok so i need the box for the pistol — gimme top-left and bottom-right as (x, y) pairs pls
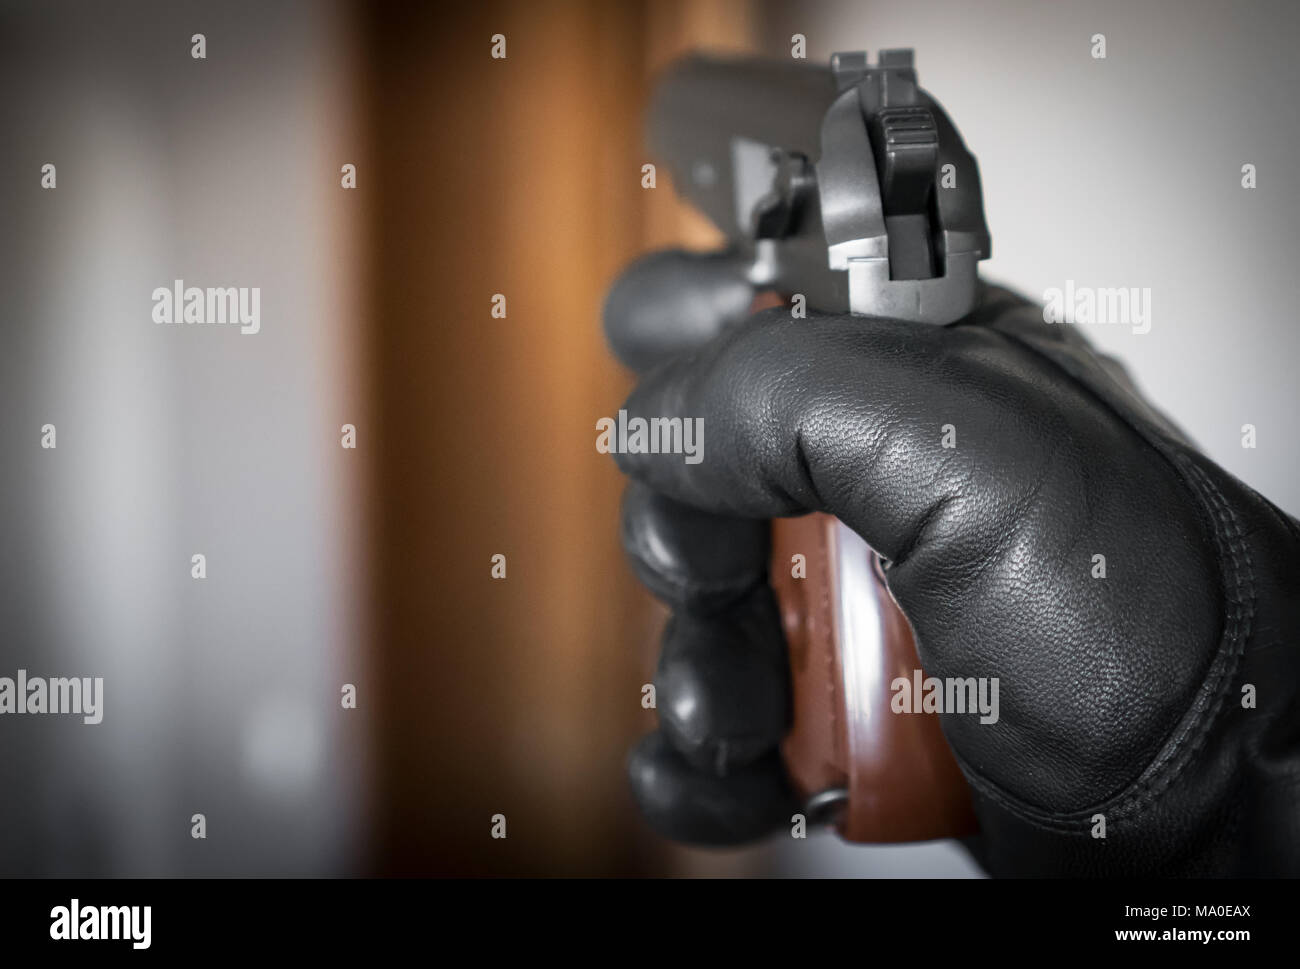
(618, 48), (991, 842)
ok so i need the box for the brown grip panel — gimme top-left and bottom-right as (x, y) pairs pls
(773, 513), (978, 842)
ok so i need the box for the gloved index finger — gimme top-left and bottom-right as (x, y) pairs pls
(603, 248), (755, 374)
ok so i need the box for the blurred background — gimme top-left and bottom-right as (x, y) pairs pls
(0, 0), (1295, 877)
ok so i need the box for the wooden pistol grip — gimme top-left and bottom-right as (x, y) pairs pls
(772, 513), (978, 842)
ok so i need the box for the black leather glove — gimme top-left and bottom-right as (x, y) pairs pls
(604, 251), (1300, 876)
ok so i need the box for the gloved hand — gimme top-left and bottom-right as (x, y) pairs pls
(604, 250), (1300, 877)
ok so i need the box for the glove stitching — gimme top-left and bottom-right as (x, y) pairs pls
(947, 332), (1256, 835)
(1099, 458), (1254, 819)
(955, 448), (1253, 835)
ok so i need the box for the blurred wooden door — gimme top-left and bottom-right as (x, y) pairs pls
(359, 0), (755, 875)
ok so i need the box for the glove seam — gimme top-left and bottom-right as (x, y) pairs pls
(949, 331), (1256, 834)
(956, 449), (1254, 834)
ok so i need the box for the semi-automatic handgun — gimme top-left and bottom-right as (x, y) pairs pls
(615, 48), (991, 842)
